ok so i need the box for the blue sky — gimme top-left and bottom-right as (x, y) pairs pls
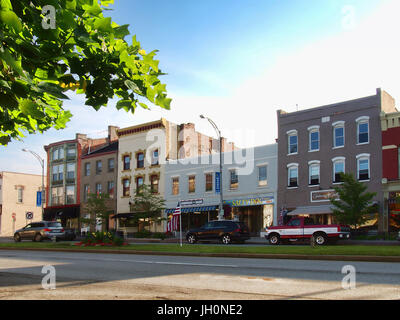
(1, 0), (397, 175)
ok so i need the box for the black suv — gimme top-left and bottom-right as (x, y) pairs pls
(186, 220), (250, 244)
(14, 221), (65, 242)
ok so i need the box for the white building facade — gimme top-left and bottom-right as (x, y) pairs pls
(165, 144), (278, 236)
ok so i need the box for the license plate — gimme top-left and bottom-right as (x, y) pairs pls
(51, 230), (61, 233)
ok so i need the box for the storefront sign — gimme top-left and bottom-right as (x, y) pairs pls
(224, 197), (274, 207)
(180, 199), (204, 207)
(311, 190), (339, 202)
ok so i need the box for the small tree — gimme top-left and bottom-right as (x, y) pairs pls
(81, 193), (113, 232)
(330, 173), (377, 229)
(128, 184), (165, 232)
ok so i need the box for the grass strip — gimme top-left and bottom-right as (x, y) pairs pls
(0, 242), (399, 257)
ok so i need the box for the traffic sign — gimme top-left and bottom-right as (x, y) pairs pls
(26, 212), (33, 220)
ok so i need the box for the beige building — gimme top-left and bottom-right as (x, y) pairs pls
(0, 172), (45, 237)
(116, 118), (236, 234)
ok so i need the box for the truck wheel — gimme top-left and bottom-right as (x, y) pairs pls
(313, 233), (327, 246)
(269, 234), (280, 245)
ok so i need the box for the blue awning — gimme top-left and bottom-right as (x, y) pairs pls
(165, 205), (217, 214)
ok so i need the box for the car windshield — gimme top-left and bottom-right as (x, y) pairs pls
(47, 222), (62, 228)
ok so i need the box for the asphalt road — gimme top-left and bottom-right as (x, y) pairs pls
(0, 250), (399, 300)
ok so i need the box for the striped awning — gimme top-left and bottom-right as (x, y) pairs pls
(165, 205), (218, 214)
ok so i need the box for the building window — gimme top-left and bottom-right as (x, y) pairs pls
(123, 155), (130, 170)
(308, 162), (320, 186)
(332, 157), (345, 183)
(66, 147), (76, 159)
(137, 153), (144, 168)
(17, 187), (23, 203)
(205, 173), (213, 192)
(151, 149), (159, 166)
(66, 163), (75, 180)
(287, 130), (298, 154)
(84, 185), (90, 202)
(230, 170), (238, 190)
(356, 116), (369, 144)
(172, 177), (179, 195)
(136, 176), (144, 194)
(150, 175), (159, 194)
(308, 126), (320, 151)
(108, 158), (115, 172)
(333, 122), (345, 148)
(52, 147), (64, 161)
(287, 163), (299, 187)
(357, 154), (370, 181)
(96, 160), (102, 174)
(188, 175), (195, 193)
(66, 185), (75, 204)
(122, 179), (130, 197)
(51, 187), (64, 205)
(95, 183), (102, 195)
(258, 165), (267, 186)
(52, 164), (63, 182)
(84, 162), (90, 176)
(107, 181), (114, 198)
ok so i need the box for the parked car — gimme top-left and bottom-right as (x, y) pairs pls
(186, 220), (250, 244)
(265, 216), (351, 245)
(14, 221), (65, 242)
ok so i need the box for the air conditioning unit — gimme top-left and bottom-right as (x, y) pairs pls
(382, 178), (388, 184)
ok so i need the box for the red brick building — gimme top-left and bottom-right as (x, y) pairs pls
(43, 127), (118, 230)
(381, 111), (400, 232)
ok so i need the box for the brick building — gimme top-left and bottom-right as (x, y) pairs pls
(381, 111), (400, 232)
(276, 88), (397, 232)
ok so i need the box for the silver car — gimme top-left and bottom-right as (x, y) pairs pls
(14, 221), (65, 242)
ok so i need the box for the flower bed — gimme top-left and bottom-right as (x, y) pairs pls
(74, 231), (128, 247)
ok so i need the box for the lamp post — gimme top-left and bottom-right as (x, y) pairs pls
(200, 115), (224, 220)
(22, 149), (45, 220)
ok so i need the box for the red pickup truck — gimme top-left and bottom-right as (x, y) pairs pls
(265, 216), (351, 245)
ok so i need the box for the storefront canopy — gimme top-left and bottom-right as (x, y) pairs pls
(286, 205), (334, 216)
(165, 205), (218, 214)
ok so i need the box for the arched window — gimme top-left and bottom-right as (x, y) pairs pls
(308, 161), (320, 186)
(356, 153), (370, 181)
(332, 157), (345, 183)
(356, 116), (369, 145)
(332, 121), (345, 148)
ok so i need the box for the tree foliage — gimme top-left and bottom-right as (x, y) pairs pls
(330, 173), (377, 229)
(81, 192), (113, 232)
(128, 184), (165, 227)
(0, 0), (171, 145)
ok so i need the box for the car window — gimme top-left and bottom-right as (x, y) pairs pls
(304, 218), (316, 226)
(287, 219), (301, 227)
(24, 224), (32, 229)
(30, 223), (39, 228)
(202, 222), (213, 229)
(47, 222), (62, 228)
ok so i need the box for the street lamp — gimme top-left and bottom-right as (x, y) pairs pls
(22, 149), (45, 220)
(200, 115), (224, 220)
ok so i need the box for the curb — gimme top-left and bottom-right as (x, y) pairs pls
(0, 247), (399, 263)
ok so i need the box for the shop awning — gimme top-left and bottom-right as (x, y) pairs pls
(44, 205), (80, 220)
(286, 205), (334, 216)
(165, 205), (218, 214)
